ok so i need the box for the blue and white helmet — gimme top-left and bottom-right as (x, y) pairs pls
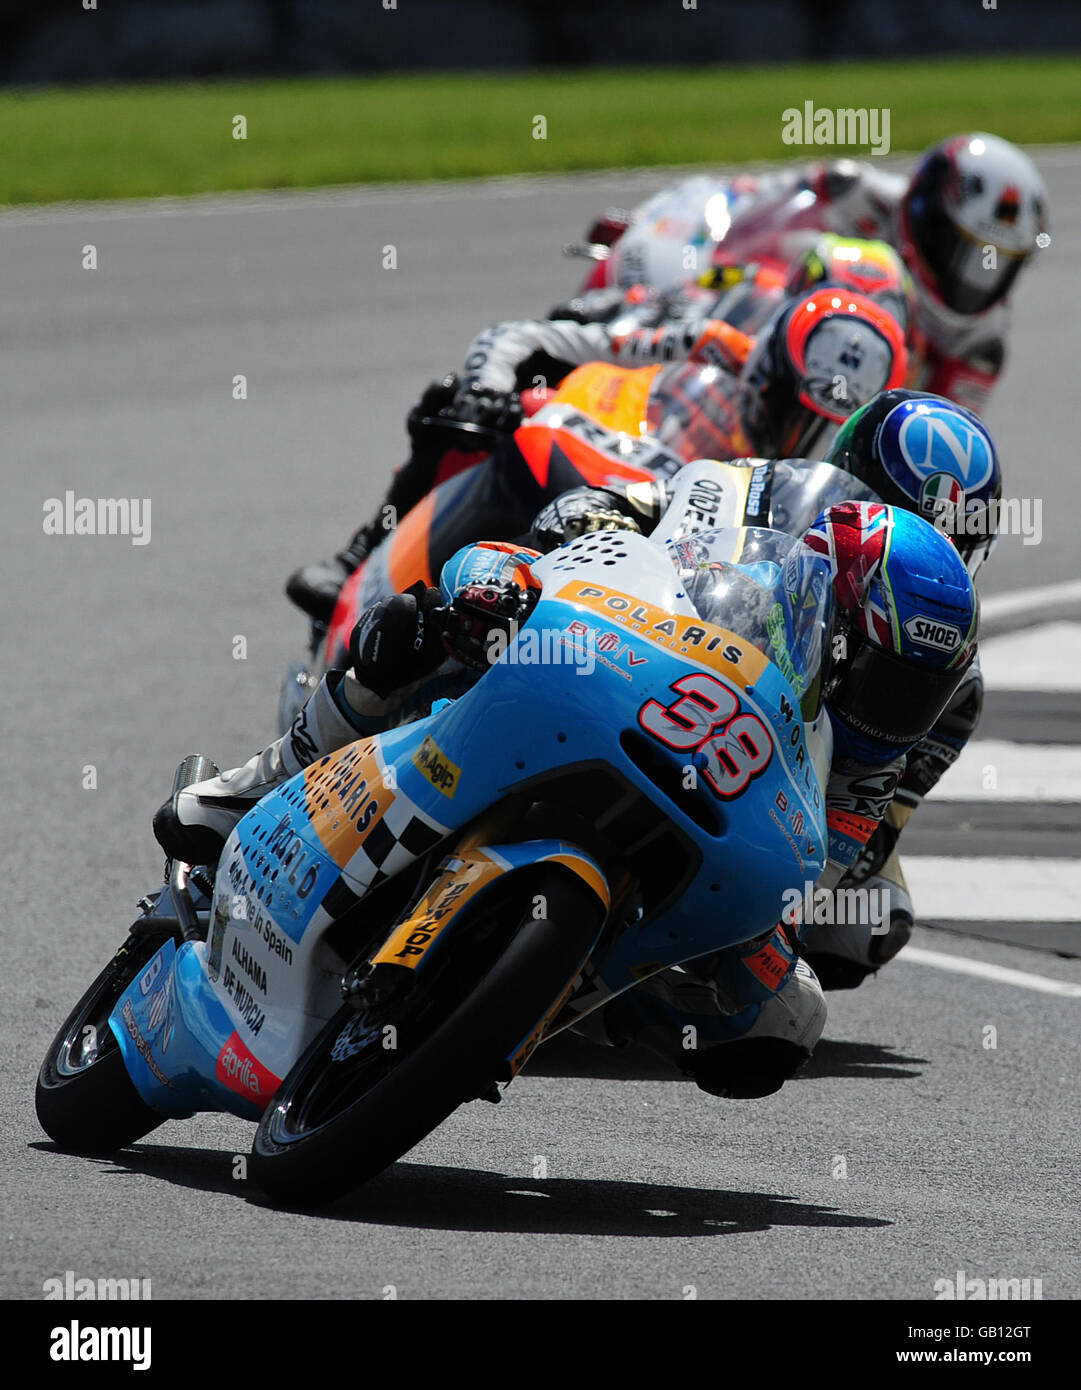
(805, 500), (978, 759)
(826, 389), (1002, 576)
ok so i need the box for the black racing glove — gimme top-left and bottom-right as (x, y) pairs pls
(446, 382), (523, 434)
(406, 374), (460, 446)
(546, 287), (628, 325)
(349, 581), (448, 699)
(407, 375), (523, 449)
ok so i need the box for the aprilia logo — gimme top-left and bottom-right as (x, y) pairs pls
(219, 1046), (260, 1094)
(214, 1032), (279, 1107)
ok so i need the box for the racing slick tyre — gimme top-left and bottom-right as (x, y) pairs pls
(251, 866), (604, 1206)
(36, 934), (166, 1153)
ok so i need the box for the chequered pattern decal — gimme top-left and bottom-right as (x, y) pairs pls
(297, 739), (448, 911)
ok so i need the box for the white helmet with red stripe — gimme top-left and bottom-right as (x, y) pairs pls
(900, 133), (1048, 316)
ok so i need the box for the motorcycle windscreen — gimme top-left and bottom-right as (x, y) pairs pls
(645, 362), (752, 463)
(765, 459), (880, 536)
(668, 526), (834, 723)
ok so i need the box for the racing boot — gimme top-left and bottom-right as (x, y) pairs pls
(802, 839), (914, 990)
(579, 952), (827, 1099)
(152, 671), (381, 865)
(285, 523), (377, 624)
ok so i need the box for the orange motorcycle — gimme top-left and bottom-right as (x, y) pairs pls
(278, 346), (765, 731)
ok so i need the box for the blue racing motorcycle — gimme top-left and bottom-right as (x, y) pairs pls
(37, 497), (834, 1206)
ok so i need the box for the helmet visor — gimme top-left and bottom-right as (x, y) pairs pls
(912, 208), (1027, 314)
(768, 459), (880, 536)
(830, 628), (974, 747)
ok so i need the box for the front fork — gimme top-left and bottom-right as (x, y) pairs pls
(130, 755), (221, 948)
(338, 799), (613, 1079)
(278, 619), (326, 734)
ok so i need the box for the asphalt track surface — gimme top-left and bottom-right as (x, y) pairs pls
(4, 152), (1081, 1302)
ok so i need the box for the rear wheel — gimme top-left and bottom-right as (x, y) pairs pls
(36, 934), (166, 1153)
(251, 867), (603, 1205)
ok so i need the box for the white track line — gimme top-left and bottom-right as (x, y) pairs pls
(898, 946), (1081, 997)
(927, 740), (1081, 801)
(3, 144), (1078, 227)
(978, 621), (1081, 692)
(981, 578), (1081, 623)
(903, 857), (1081, 920)
(979, 583), (1081, 640)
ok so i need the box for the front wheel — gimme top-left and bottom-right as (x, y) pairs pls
(36, 934), (166, 1153)
(251, 868), (603, 1205)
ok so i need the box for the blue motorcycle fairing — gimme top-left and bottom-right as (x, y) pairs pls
(236, 578), (827, 1008)
(377, 587), (829, 982)
(111, 532), (829, 1114)
(109, 938), (265, 1119)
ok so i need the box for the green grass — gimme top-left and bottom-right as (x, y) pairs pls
(3, 55), (1079, 205)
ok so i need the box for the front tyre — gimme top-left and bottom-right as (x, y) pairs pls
(36, 935), (166, 1153)
(251, 868), (603, 1205)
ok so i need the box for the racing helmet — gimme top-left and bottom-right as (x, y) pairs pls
(784, 234), (918, 345)
(740, 290), (908, 459)
(826, 389), (1002, 576)
(899, 133), (1048, 316)
(805, 501), (978, 760)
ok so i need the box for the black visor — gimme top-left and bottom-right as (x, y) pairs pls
(830, 628), (973, 748)
(909, 203), (1025, 315)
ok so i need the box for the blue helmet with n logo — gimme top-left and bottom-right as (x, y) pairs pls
(826, 389), (1002, 575)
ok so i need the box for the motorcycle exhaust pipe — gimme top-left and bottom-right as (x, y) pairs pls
(170, 754), (220, 799)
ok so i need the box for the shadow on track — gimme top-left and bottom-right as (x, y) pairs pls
(523, 1032), (927, 1082)
(797, 1038), (928, 1081)
(323, 1164), (895, 1236)
(30, 1142), (892, 1237)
